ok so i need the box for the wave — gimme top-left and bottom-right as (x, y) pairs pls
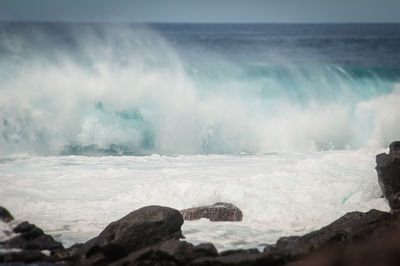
(0, 23), (399, 155)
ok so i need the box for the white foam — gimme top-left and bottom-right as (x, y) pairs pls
(0, 150), (389, 250)
(1, 25), (399, 155)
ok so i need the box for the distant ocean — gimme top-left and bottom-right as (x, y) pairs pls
(0, 23), (398, 250)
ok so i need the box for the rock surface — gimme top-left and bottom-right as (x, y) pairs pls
(77, 205), (184, 265)
(265, 209), (400, 261)
(0, 206), (14, 223)
(3, 221), (63, 251)
(180, 202), (243, 222)
(389, 141), (400, 155)
(287, 227), (400, 266)
(187, 209), (400, 266)
(110, 240), (218, 266)
(376, 140), (400, 210)
(0, 206), (64, 265)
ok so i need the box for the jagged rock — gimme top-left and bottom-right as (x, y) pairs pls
(186, 210), (400, 266)
(110, 240), (218, 266)
(180, 202), (243, 222)
(219, 248), (260, 257)
(287, 227), (400, 266)
(3, 221), (63, 251)
(264, 209), (400, 262)
(78, 205), (184, 265)
(376, 140), (400, 210)
(52, 243), (83, 262)
(0, 206), (14, 223)
(0, 249), (49, 264)
(188, 251), (278, 266)
(389, 141), (400, 155)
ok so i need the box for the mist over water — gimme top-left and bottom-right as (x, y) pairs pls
(1, 23), (400, 155)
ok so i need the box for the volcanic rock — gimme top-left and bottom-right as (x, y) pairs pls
(0, 208), (64, 265)
(0, 206), (14, 223)
(265, 209), (400, 262)
(389, 141), (400, 155)
(0, 249), (49, 264)
(287, 225), (400, 266)
(110, 240), (218, 266)
(376, 140), (400, 210)
(180, 202), (243, 222)
(3, 221), (63, 251)
(187, 209), (400, 265)
(78, 205), (184, 265)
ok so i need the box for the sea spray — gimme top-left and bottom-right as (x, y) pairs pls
(0, 23), (399, 155)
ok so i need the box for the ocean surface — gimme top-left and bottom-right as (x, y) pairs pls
(0, 23), (399, 250)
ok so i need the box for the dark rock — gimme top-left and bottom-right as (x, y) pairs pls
(0, 206), (14, 223)
(180, 202), (243, 222)
(52, 243), (83, 262)
(13, 221), (45, 239)
(110, 240), (218, 266)
(390, 141), (400, 155)
(3, 221), (63, 251)
(78, 205), (183, 265)
(188, 252), (278, 266)
(110, 247), (178, 266)
(186, 210), (398, 265)
(0, 249), (48, 264)
(219, 248), (260, 257)
(264, 209), (400, 263)
(376, 141), (400, 210)
(192, 243), (219, 258)
(287, 227), (400, 266)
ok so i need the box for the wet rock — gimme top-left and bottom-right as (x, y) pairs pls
(219, 248), (260, 257)
(287, 226), (400, 266)
(52, 243), (83, 262)
(0, 206), (14, 223)
(188, 251), (277, 266)
(264, 209), (399, 263)
(78, 205), (184, 265)
(192, 243), (219, 258)
(0, 249), (49, 264)
(186, 210), (400, 265)
(110, 240), (218, 266)
(3, 221), (63, 251)
(376, 141), (400, 210)
(389, 141), (400, 155)
(180, 202), (243, 222)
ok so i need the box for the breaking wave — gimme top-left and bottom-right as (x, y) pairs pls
(0, 23), (399, 155)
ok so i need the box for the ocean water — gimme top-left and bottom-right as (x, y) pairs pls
(0, 23), (399, 250)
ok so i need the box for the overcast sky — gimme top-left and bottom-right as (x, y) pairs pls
(1, 0), (399, 23)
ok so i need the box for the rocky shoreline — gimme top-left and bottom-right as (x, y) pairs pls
(1, 141), (400, 265)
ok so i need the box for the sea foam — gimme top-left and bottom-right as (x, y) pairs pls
(0, 151), (389, 250)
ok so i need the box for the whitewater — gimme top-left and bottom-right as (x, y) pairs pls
(0, 23), (399, 250)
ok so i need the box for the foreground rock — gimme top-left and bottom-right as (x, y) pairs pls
(0, 206), (14, 223)
(77, 205), (185, 265)
(180, 202), (243, 222)
(376, 140), (400, 211)
(287, 227), (400, 266)
(189, 209), (400, 266)
(110, 240), (218, 266)
(2, 203), (400, 265)
(266, 209), (400, 261)
(0, 207), (64, 264)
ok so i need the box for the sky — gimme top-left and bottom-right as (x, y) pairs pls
(0, 0), (399, 23)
